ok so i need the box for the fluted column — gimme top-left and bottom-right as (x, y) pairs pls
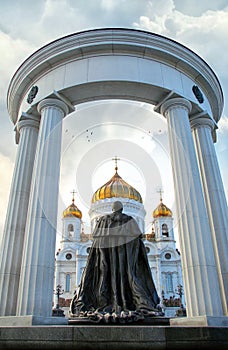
(0, 115), (39, 316)
(190, 114), (228, 315)
(160, 97), (223, 318)
(17, 98), (69, 318)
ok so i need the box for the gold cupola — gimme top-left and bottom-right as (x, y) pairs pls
(91, 163), (142, 204)
(153, 193), (172, 218)
(63, 193), (82, 219)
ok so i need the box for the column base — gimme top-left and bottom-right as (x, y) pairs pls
(170, 315), (228, 327)
(0, 315), (68, 326)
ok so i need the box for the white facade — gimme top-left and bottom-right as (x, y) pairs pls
(55, 213), (92, 303)
(146, 214), (185, 308)
(89, 197), (146, 232)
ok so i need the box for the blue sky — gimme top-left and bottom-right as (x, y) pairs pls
(0, 0), (228, 242)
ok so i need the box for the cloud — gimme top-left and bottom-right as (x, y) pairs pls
(38, 0), (87, 41)
(215, 115), (228, 200)
(173, 0), (228, 16)
(0, 0), (227, 236)
(0, 32), (31, 159)
(133, 1), (228, 129)
(101, 0), (118, 10)
(0, 153), (14, 242)
(218, 116), (228, 133)
(0, 32), (34, 102)
(133, 4), (228, 81)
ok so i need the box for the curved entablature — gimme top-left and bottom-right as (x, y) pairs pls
(7, 28), (223, 127)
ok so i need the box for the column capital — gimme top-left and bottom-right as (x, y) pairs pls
(160, 97), (192, 117)
(190, 112), (216, 130)
(37, 98), (69, 116)
(17, 114), (40, 133)
(15, 113), (40, 144)
(190, 112), (218, 143)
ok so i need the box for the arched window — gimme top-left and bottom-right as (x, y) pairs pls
(67, 224), (74, 239)
(68, 224), (74, 232)
(166, 273), (173, 293)
(65, 273), (71, 292)
(162, 224), (169, 237)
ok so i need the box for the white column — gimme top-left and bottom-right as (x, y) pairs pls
(155, 255), (162, 298)
(0, 115), (39, 316)
(53, 260), (60, 309)
(190, 114), (228, 315)
(17, 98), (69, 318)
(160, 97), (223, 318)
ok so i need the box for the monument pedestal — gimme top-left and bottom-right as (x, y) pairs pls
(170, 315), (228, 327)
(0, 316), (68, 326)
(0, 325), (228, 349)
(69, 316), (170, 326)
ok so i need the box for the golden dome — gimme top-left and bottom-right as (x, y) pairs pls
(63, 198), (82, 219)
(91, 167), (142, 204)
(153, 197), (172, 218)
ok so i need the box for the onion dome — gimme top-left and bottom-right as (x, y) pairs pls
(63, 196), (82, 219)
(91, 165), (142, 204)
(153, 195), (172, 218)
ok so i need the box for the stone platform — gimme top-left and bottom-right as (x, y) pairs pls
(68, 316), (170, 326)
(0, 325), (228, 349)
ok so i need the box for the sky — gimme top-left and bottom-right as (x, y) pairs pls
(0, 0), (228, 246)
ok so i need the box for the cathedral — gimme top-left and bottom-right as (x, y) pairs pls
(54, 164), (184, 316)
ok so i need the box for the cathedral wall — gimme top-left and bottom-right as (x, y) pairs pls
(89, 197), (146, 232)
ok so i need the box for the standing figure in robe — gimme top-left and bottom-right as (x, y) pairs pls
(69, 201), (163, 323)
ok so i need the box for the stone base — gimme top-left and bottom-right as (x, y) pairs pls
(0, 316), (68, 326)
(170, 315), (228, 327)
(0, 325), (228, 349)
(69, 316), (170, 326)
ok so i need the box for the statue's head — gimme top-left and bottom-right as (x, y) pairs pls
(112, 201), (123, 212)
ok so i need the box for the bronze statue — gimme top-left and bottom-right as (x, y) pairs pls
(69, 201), (163, 323)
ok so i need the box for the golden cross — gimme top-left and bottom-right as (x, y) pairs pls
(70, 189), (77, 202)
(112, 156), (120, 172)
(157, 187), (164, 202)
